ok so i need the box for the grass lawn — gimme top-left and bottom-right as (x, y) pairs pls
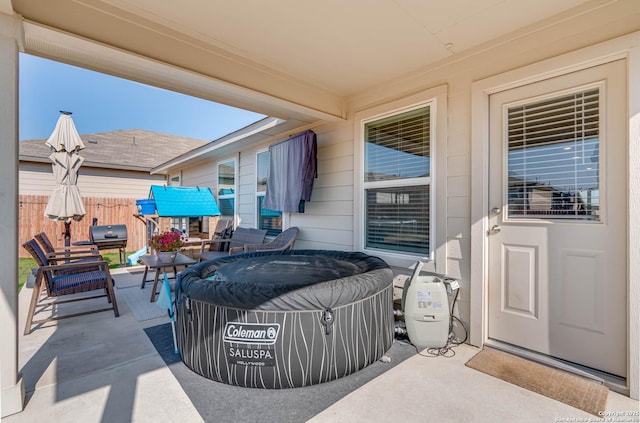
(18, 251), (137, 292)
(18, 258), (36, 293)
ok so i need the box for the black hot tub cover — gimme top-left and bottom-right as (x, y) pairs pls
(176, 249), (391, 310)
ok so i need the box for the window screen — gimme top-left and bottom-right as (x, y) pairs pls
(507, 88), (600, 220)
(364, 106), (431, 255)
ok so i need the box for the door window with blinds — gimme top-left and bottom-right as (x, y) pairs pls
(506, 87), (600, 221)
(363, 105), (431, 254)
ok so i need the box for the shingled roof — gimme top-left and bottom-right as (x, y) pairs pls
(19, 129), (208, 172)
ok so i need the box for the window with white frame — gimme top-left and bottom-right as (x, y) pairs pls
(217, 159), (236, 221)
(168, 173), (181, 186)
(362, 105), (432, 255)
(256, 150), (282, 236)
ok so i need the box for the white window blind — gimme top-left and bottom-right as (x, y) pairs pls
(365, 106), (430, 182)
(507, 88), (600, 220)
(364, 106), (431, 254)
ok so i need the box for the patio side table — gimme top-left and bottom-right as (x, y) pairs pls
(139, 253), (197, 302)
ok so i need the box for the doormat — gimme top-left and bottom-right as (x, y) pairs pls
(465, 347), (608, 416)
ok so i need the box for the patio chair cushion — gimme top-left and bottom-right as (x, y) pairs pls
(51, 269), (109, 295)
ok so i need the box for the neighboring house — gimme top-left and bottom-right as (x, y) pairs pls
(2, 2), (639, 416)
(18, 129), (207, 256)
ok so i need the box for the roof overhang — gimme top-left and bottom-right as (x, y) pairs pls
(19, 19), (345, 124)
(150, 116), (309, 175)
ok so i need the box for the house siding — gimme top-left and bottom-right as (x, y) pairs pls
(294, 121), (355, 251)
(177, 120), (358, 252)
(19, 162), (165, 198)
(179, 161), (216, 191)
(238, 151), (256, 227)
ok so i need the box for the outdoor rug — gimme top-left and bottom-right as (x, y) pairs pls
(465, 347), (608, 416)
(145, 323), (417, 423)
(113, 268), (179, 289)
(112, 269), (146, 289)
(116, 279), (177, 321)
(117, 286), (167, 321)
(113, 268), (179, 321)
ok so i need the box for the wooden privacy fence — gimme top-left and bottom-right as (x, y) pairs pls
(18, 195), (147, 258)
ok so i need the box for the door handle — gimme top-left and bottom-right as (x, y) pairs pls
(488, 225), (501, 235)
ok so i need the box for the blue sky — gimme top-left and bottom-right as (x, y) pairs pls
(19, 54), (264, 141)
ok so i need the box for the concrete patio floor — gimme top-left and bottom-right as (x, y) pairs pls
(4, 267), (638, 423)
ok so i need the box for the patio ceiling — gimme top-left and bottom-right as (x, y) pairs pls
(8, 0), (610, 122)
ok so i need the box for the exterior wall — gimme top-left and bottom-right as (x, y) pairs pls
(237, 151), (256, 227)
(295, 120), (356, 251)
(152, 10), (640, 397)
(178, 120), (357, 252)
(179, 160), (216, 187)
(19, 162), (165, 198)
(343, 20), (640, 338)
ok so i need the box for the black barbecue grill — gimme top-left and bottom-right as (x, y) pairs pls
(89, 224), (128, 264)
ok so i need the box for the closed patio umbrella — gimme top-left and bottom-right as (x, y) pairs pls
(43, 111), (87, 246)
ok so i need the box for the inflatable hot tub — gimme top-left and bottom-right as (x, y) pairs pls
(175, 249), (394, 388)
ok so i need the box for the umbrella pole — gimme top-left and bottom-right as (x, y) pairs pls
(64, 221), (71, 247)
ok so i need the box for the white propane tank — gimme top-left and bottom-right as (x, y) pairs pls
(402, 263), (450, 350)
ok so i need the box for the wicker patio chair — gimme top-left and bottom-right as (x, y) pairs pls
(30, 232), (104, 294)
(199, 227), (267, 262)
(22, 239), (119, 335)
(242, 227), (299, 253)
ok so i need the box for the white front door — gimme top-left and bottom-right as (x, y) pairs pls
(487, 60), (627, 377)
